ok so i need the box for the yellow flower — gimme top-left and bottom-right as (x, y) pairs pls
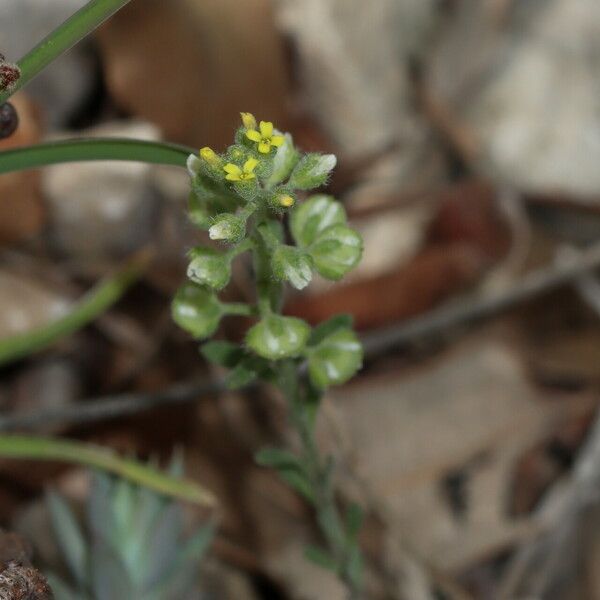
(223, 158), (259, 182)
(278, 194), (295, 208)
(240, 112), (257, 130)
(246, 121), (285, 154)
(199, 146), (220, 167)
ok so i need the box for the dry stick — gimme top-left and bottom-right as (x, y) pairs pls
(4, 242), (600, 433)
(0, 380), (223, 432)
(361, 240), (600, 356)
(498, 252), (600, 598)
(498, 407), (600, 599)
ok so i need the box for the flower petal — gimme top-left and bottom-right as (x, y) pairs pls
(243, 157), (259, 173)
(270, 135), (285, 147)
(225, 173), (241, 181)
(259, 121), (273, 138)
(258, 142), (271, 154)
(246, 129), (262, 142)
(223, 163), (242, 175)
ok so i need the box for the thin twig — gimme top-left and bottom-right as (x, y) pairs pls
(362, 241), (600, 357)
(0, 379), (224, 432)
(4, 244), (600, 432)
(498, 407), (600, 599)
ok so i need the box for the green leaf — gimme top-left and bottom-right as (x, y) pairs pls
(290, 195), (347, 248)
(309, 314), (354, 346)
(345, 544), (364, 591)
(289, 153), (337, 190)
(47, 490), (88, 587)
(307, 329), (363, 389)
(188, 191), (212, 229)
(279, 468), (315, 503)
(266, 133), (300, 187)
(345, 503), (364, 540)
(201, 340), (243, 368)
(271, 245), (313, 290)
(45, 572), (80, 600)
(304, 545), (339, 572)
(246, 315), (310, 360)
(226, 363), (259, 389)
(256, 449), (314, 502)
(309, 224), (363, 281)
(171, 283), (223, 339)
(255, 447), (301, 470)
(150, 523), (215, 598)
(91, 537), (135, 600)
(187, 247), (232, 290)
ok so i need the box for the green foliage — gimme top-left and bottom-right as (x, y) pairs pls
(246, 315), (311, 360)
(173, 113), (366, 596)
(271, 245), (313, 290)
(47, 467), (214, 600)
(171, 283), (223, 339)
(307, 328), (363, 389)
(187, 247), (231, 290)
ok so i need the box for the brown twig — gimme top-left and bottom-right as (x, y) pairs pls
(362, 241), (600, 357)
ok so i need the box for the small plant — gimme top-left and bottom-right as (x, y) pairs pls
(173, 113), (365, 596)
(46, 465), (214, 600)
(0, 1), (367, 596)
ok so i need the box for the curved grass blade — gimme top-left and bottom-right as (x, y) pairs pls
(0, 435), (216, 506)
(0, 138), (194, 175)
(0, 253), (150, 367)
(0, 0), (133, 104)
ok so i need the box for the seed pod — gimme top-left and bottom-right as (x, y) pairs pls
(0, 103), (18, 139)
(0, 62), (21, 92)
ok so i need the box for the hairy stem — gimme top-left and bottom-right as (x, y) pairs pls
(279, 361), (361, 598)
(0, 0), (132, 104)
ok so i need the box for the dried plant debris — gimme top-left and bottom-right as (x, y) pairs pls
(0, 530), (53, 600)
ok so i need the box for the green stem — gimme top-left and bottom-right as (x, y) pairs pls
(0, 0), (132, 104)
(280, 362), (361, 598)
(0, 434), (215, 506)
(0, 253), (148, 367)
(0, 138), (194, 175)
(223, 303), (256, 317)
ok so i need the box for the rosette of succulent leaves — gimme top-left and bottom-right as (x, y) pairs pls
(173, 113), (365, 594)
(45, 464), (214, 600)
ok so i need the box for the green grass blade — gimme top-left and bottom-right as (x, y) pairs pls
(0, 0), (133, 104)
(0, 435), (216, 506)
(0, 253), (148, 367)
(0, 138), (194, 175)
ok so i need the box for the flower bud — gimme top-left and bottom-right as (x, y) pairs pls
(278, 194), (295, 208)
(209, 213), (245, 243)
(200, 146), (221, 168)
(240, 112), (257, 130)
(289, 153), (337, 190)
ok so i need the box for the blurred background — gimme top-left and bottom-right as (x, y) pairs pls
(1, 0), (600, 598)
